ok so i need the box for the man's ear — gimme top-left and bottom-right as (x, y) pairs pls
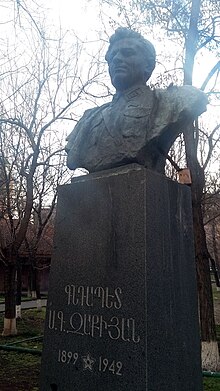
(144, 62), (154, 82)
(144, 67), (150, 82)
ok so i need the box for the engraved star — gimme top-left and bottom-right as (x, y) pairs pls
(82, 352), (96, 371)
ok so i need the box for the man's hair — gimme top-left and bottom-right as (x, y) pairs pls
(105, 27), (156, 81)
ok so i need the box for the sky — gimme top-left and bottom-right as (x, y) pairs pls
(46, 1), (220, 118)
(1, 0), (219, 90)
(48, 0), (220, 176)
(42, 0), (219, 100)
(0, 0), (219, 175)
(49, 0), (100, 34)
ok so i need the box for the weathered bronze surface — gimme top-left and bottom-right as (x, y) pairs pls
(66, 28), (207, 173)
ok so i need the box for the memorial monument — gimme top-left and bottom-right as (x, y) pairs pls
(40, 28), (207, 390)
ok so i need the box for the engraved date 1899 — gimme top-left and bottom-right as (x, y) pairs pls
(58, 350), (78, 364)
(57, 349), (123, 376)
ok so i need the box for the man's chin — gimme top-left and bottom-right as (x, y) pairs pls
(112, 77), (132, 92)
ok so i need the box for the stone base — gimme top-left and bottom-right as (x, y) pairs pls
(40, 164), (202, 390)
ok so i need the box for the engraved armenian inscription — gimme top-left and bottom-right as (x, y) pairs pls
(47, 284), (141, 377)
(48, 285), (140, 343)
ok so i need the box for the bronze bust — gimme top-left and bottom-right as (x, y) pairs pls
(66, 28), (207, 173)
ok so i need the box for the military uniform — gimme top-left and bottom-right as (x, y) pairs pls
(66, 84), (207, 173)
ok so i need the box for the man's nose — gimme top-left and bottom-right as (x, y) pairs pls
(112, 51), (124, 64)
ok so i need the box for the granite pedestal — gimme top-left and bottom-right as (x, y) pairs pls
(40, 164), (202, 390)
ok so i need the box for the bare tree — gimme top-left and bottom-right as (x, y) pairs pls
(100, 0), (220, 370)
(16, 147), (69, 316)
(0, 1), (104, 335)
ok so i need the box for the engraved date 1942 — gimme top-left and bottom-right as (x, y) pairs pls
(98, 356), (122, 376)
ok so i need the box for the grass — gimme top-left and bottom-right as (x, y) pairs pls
(204, 378), (220, 390)
(0, 309), (45, 391)
(0, 304), (220, 390)
(0, 350), (40, 391)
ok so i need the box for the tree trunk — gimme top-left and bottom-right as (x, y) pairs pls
(27, 265), (32, 297)
(182, 0), (219, 370)
(16, 263), (22, 319)
(194, 203), (216, 342)
(36, 269), (41, 299)
(2, 263), (17, 336)
(31, 264), (37, 299)
(183, 0), (201, 85)
(36, 268), (42, 310)
(184, 124), (219, 370)
(212, 220), (219, 285)
(210, 256), (220, 289)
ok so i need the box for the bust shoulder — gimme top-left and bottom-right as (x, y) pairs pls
(155, 84), (208, 118)
(65, 101), (111, 156)
(82, 101), (111, 116)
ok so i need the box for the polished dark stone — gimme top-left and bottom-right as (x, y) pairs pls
(40, 165), (202, 391)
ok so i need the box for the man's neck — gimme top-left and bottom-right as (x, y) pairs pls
(113, 83), (149, 102)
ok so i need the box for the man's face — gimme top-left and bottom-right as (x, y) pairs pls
(106, 38), (147, 92)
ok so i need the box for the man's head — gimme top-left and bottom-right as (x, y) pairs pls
(105, 28), (156, 92)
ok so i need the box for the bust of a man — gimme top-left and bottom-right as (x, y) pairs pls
(66, 28), (207, 173)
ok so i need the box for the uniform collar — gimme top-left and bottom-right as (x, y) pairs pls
(112, 84), (150, 103)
